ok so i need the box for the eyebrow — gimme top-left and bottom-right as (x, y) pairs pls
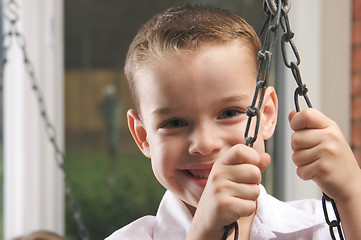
(220, 95), (249, 104)
(152, 94), (249, 116)
(152, 107), (175, 115)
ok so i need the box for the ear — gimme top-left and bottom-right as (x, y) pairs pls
(127, 109), (151, 158)
(261, 87), (278, 140)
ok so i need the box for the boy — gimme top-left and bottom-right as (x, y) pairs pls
(106, 4), (361, 240)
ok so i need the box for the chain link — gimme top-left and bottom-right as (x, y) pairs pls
(1, 1), (91, 239)
(225, 0), (344, 239)
(322, 193), (344, 240)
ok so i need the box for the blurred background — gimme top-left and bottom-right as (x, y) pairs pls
(1, 0), (359, 239)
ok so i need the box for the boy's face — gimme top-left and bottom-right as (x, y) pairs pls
(128, 42), (277, 211)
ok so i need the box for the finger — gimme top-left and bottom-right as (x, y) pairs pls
(291, 128), (322, 151)
(296, 163), (315, 181)
(288, 110), (297, 122)
(222, 164), (262, 184)
(258, 152), (271, 172)
(227, 197), (258, 218)
(295, 159), (324, 181)
(289, 108), (330, 131)
(292, 147), (320, 167)
(225, 182), (260, 201)
(222, 144), (260, 166)
(296, 157), (333, 182)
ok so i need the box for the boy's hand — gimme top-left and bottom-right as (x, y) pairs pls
(289, 108), (361, 239)
(288, 108), (361, 202)
(187, 144), (270, 240)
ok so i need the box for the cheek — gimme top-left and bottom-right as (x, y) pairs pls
(149, 138), (186, 186)
(224, 121), (248, 146)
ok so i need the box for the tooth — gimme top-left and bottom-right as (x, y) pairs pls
(188, 169), (209, 179)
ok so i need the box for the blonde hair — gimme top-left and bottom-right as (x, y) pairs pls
(125, 4), (262, 110)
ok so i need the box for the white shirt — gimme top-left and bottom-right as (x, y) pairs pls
(106, 185), (332, 239)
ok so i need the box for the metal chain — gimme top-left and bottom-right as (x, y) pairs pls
(224, 0), (344, 239)
(223, 1), (283, 238)
(322, 193), (344, 240)
(1, 1), (90, 239)
(276, 1), (344, 239)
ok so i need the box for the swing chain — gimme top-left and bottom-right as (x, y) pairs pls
(277, 3), (344, 240)
(225, 0), (344, 239)
(322, 193), (344, 240)
(224, 1), (283, 239)
(278, 8), (313, 112)
(1, 1), (91, 240)
(243, 0), (281, 149)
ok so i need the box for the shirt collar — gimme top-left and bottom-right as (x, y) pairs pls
(154, 191), (192, 240)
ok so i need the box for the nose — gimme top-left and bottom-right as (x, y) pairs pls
(188, 122), (223, 156)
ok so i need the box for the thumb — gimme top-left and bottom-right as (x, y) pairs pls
(258, 152), (271, 172)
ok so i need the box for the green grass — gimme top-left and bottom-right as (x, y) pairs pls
(64, 148), (165, 240)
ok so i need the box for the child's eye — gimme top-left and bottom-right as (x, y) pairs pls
(159, 119), (188, 128)
(218, 109), (244, 119)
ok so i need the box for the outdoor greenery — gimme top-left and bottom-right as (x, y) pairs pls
(64, 148), (165, 240)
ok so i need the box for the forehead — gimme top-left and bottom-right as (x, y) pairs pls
(134, 42), (258, 113)
(138, 41), (258, 80)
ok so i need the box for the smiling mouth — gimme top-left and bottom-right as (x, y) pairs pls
(186, 169), (210, 179)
